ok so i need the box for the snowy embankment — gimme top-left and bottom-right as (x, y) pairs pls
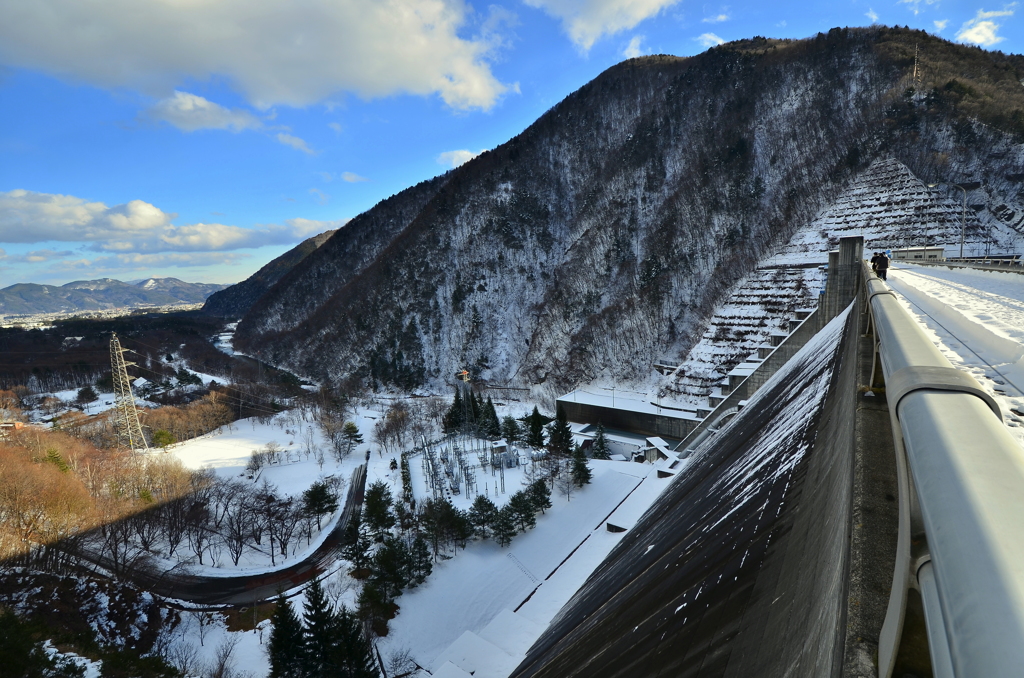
(887, 263), (1024, 447)
(380, 458), (680, 676)
(155, 401), (688, 677)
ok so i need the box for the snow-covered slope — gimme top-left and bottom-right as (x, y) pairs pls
(773, 157), (986, 264)
(233, 28), (1024, 400)
(659, 265), (822, 404)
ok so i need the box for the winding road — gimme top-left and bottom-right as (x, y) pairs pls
(78, 465), (366, 607)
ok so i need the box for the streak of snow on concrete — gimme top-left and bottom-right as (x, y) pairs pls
(378, 462), (653, 672)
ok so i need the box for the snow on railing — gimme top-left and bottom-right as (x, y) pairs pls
(866, 262), (1024, 678)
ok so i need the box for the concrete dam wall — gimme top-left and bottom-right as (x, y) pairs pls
(511, 303), (860, 678)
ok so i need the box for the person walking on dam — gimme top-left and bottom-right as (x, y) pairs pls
(876, 251), (889, 280)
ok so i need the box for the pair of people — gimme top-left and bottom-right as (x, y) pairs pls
(870, 251), (890, 280)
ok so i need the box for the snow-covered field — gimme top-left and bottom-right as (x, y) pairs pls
(888, 263), (1024, 447)
(153, 400), (684, 677)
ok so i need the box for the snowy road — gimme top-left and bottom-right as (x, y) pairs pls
(887, 263), (1024, 448)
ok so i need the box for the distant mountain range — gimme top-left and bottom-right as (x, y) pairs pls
(0, 277), (229, 315)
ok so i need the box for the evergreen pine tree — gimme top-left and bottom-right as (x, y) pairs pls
(452, 506), (474, 550)
(591, 423), (611, 460)
(528, 479), (552, 514)
(371, 535), (411, 600)
(302, 578), (338, 677)
(363, 480), (396, 538)
(333, 605), (379, 677)
(302, 480), (338, 530)
(468, 494), (498, 539)
(409, 534), (433, 586)
(356, 581), (390, 636)
(547, 405), (573, 457)
(571, 444), (592, 487)
(268, 594), (305, 678)
(501, 415), (521, 443)
(443, 388), (463, 434)
(483, 397), (501, 438)
(525, 406), (546, 449)
(342, 516), (372, 571)
(341, 421), (363, 457)
(508, 490), (537, 532)
(492, 505), (518, 547)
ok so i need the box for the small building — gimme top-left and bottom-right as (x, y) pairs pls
(558, 390), (701, 441)
(890, 246), (945, 261)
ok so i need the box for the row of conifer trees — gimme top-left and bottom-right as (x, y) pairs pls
(267, 578), (378, 678)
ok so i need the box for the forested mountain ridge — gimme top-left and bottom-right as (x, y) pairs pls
(234, 27), (1024, 397)
(202, 229), (338, 318)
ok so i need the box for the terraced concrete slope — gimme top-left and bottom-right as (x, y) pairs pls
(776, 157), (989, 262)
(662, 266), (822, 404)
(511, 304), (858, 678)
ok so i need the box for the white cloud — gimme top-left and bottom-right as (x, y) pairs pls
(899, 0), (939, 16)
(866, 8), (879, 23)
(309, 188), (329, 205)
(956, 6), (1016, 47)
(695, 33), (725, 48)
(328, 122), (343, 134)
(147, 91), (260, 132)
(934, 19), (949, 31)
(6, 248), (75, 263)
(623, 35), (646, 59)
(285, 218), (349, 238)
(54, 252), (253, 276)
(702, 13), (729, 24)
(437, 149), (484, 168)
(0, 0), (509, 111)
(0, 189), (339, 253)
(525, 0), (682, 51)
(341, 172), (369, 183)
(276, 133), (316, 155)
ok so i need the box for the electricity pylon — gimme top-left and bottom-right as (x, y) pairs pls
(110, 333), (149, 451)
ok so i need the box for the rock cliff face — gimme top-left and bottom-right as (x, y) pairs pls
(233, 27), (1024, 396)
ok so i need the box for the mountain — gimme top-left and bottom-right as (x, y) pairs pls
(202, 229), (337, 318)
(0, 277), (228, 315)
(232, 27), (1024, 397)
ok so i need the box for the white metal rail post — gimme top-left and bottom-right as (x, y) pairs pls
(865, 264), (1024, 678)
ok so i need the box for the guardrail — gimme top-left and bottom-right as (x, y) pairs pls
(912, 257), (1024, 274)
(865, 262), (1024, 677)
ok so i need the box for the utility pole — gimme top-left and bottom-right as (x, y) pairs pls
(110, 333), (149, 451)
(913, 43), (919, 86)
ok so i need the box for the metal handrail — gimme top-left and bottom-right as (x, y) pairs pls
(865, 264), (1024, 677)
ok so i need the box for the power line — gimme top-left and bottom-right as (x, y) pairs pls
(123, 352), (284, 416)
(124, 361), (283, 417)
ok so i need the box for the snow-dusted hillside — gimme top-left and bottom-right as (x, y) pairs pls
(772, 157), (1012, 264)
(233, 28), (1024, 401)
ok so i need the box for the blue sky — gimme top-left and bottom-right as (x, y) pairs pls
(1, 0), (1020, 286)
